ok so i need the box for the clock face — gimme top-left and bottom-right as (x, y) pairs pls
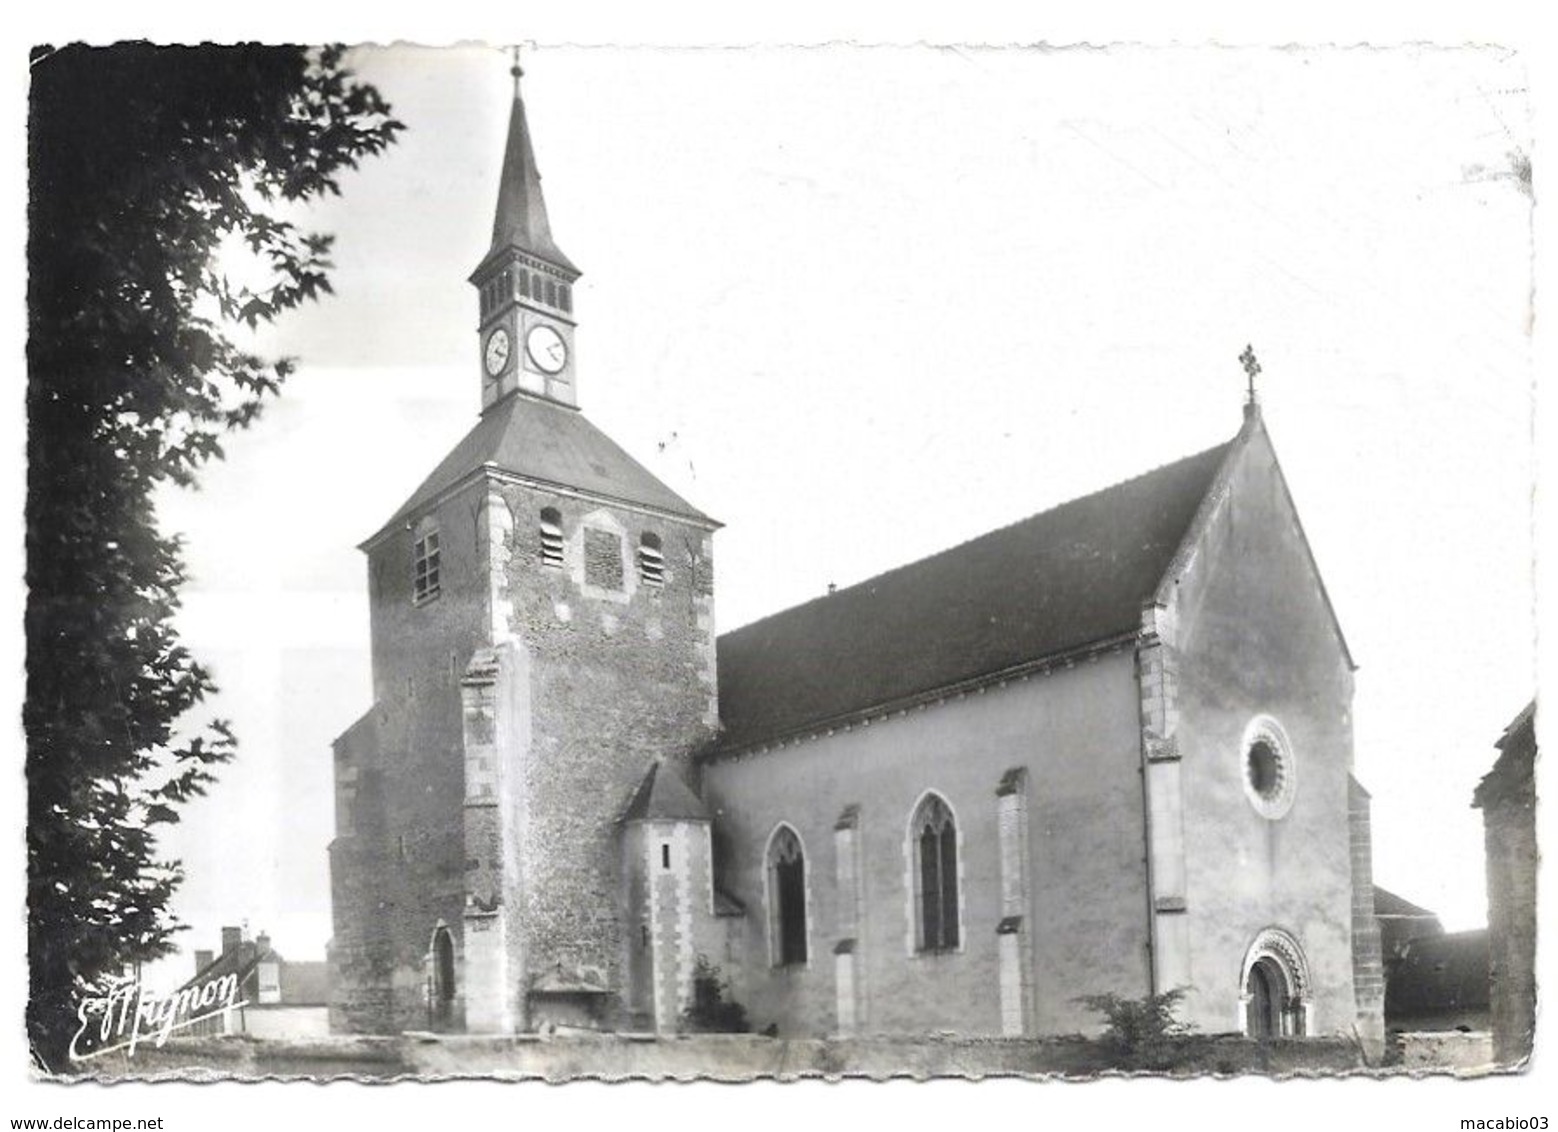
(483, 327), (511, 377)
(525, 324), (569, 375)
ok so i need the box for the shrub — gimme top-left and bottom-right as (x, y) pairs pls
(1075, 987), (1196, 1070)
(682, 955), (750, 1033)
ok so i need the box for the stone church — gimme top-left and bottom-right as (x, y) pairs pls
(328, 72), (1386, 1050)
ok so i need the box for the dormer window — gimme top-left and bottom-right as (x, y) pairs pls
(539, 507), (565, 569)
(637, 532), (664, 587)
(413, 529), (441, 604)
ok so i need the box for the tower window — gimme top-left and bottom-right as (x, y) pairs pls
(911, 793), (959, 953)
(519, 270), (530, 299)
(539, 507), (565, 569)
(637, 532), (665, 587)
(413, 529), (441, 604)
(767, 825), (808, 967)
(546, 279), (558, 307)
(559, 284), (572, 312)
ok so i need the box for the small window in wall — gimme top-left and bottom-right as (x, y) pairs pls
(768, 825), (808, 967)
(413, 529), (441, 604)
(432, 926), (456, 1017)
(638, 532), (665, 587)
(912, 793), (959, 952)
(519, 270), (531, 299)
(546, 279), (558, 307)
(539, 507), (565, 568)
(559, 284), (572, 312)
(661, 843), (671, 869)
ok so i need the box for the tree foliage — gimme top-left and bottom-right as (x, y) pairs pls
(26, 43), (401, 1072)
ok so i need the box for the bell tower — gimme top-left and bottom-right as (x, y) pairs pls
(470, 54), (581, 411)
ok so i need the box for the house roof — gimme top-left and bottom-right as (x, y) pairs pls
(1386, 929), (1490, 1021)
(1374, 886), (1440, 921)
(620, 761), (711, 823)
(1475, 700), (1537, 809)
(712, 438), (1234, 754)
(365, 391), (713, 545)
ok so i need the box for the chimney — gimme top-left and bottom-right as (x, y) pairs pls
(194, 949), (213, 975)
(220, 926), (242, 955)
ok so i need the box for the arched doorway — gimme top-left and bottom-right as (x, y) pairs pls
(1239, 928), (1310, 1039)
(1245, 956), (1285, 1038)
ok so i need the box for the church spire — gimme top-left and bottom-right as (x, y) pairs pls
(484, 48), (577, 273)
(471, 49), (582, 412)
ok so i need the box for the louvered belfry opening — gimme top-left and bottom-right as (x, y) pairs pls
(638, 531), (665, 586)
(539, 506), (564, 568)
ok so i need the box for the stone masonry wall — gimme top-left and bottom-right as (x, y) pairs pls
(498, 481), (719, 1019)
(329, 479), (492, 1034)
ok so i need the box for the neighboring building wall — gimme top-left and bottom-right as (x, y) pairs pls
(1477, 705), (1537, 1067)
(244, 1007), (333, 1041)
(1347, 779), (1387, 1058)
(1153, 425), (1359, 1037)
(702, 650), (1150, 1037)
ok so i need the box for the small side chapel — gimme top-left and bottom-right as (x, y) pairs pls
(327, 66), (1386, 1051)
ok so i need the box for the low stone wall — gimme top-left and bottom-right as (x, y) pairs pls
(80, 1031), (1370, 1081)
(1389, 1031), (1496, 1074)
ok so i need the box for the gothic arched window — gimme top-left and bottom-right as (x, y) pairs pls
(911, 793), (959, 952)
(539, 507), (564, 569)
(767, 824), (807, 967)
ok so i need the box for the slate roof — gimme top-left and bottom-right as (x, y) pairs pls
(713, 440), (1233, 754)
(1386, 929), (1490, 1022)
(620, 761), (711, 823)
(1375, 885), (1446, 957)
(477, 90), (577, 275)
(367, 392), (712, 544)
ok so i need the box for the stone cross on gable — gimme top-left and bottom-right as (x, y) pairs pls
(1239, 344), (1262, 405)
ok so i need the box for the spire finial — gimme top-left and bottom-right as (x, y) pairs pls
(510, 44), (523, 96)
(1239, 343), (1262, 405)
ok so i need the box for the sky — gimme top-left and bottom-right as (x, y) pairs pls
(4, 9), (1551, 1128)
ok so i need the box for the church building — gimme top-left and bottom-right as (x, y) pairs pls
(327, 68), (1386, 1051)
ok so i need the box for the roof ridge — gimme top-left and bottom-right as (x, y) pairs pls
(721, 437), (1234, 642)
